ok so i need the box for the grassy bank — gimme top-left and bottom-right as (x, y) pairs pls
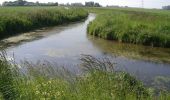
(0, 7), (88, 40)
(87, 8), (170, 48)
(0, 54), (170, 100)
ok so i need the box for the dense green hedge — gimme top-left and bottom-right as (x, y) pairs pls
(88, 11), (170, 48)
(0, 7), (88, 39)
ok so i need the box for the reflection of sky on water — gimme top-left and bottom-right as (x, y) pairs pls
(2, 14), (170, 89)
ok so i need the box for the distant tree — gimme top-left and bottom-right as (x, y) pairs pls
(36, 1), (39, 6)
(85, 2), (94, 7)
(54, 2), (58, 6)
(163, 5), (170, 10)
(2, 0), (58, 6)
(17, 0), (26, 6)
(85, 2), (101, 7)
(94, 3), (101, 7)
(66, 3), (70, 6)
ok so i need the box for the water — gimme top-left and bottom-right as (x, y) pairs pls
(1, 14), (170, 88)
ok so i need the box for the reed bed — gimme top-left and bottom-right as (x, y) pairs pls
(87, 8), (170, 48)
(0, 7), (88, 40)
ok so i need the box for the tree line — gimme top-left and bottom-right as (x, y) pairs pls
(2, 0), (101, 7)
(2, 0), (58, 6)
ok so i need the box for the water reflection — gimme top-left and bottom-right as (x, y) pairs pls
(87, 32), (170, 89)
(88, 36), (170, 63)
(0, 14), (170, 89)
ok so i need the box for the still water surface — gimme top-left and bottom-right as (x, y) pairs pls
(1, 14), (170, 88)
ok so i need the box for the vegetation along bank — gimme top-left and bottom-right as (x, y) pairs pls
(0, 54), (170, 100)
(87, 8), (170, 48)
(0, 7), (88, 40)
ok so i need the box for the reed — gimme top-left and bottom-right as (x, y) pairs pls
(0, 7), (88, 40)
(0, 54), (170, 99)
(87, 8), (170, 48)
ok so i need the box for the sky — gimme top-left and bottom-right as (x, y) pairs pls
(0, 0), (170, 9)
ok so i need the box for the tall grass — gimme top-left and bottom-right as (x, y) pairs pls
(87, 8), (170, 48)
(0, 7), (88, 40)
(0, 52), (18, 99)
(0, 53), (170, 99)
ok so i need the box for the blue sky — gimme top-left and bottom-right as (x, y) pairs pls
(0, 0), (170, 8)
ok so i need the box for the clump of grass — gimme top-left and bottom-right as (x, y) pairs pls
(78, 55), (150, 99)
(0, 7), (88, 40)
(0, 54), (170, 99)
(0, 52), (18, 100)
(87, 10), (170, 48)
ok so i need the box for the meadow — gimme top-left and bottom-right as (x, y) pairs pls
(87, 8), (170, 48)
(0, 7), (88, 40)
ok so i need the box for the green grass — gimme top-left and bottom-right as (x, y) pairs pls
(0, 53), (170, 100)
(0, 52), (18, 100)
(87, 8), (170, 48)
(0, 7), (88, 40)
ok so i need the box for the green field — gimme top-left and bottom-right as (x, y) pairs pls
(87, 8), (170, 48)
(0, 7), (88, 40)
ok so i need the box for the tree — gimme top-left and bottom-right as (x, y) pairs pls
(17, 0), (25, 6)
